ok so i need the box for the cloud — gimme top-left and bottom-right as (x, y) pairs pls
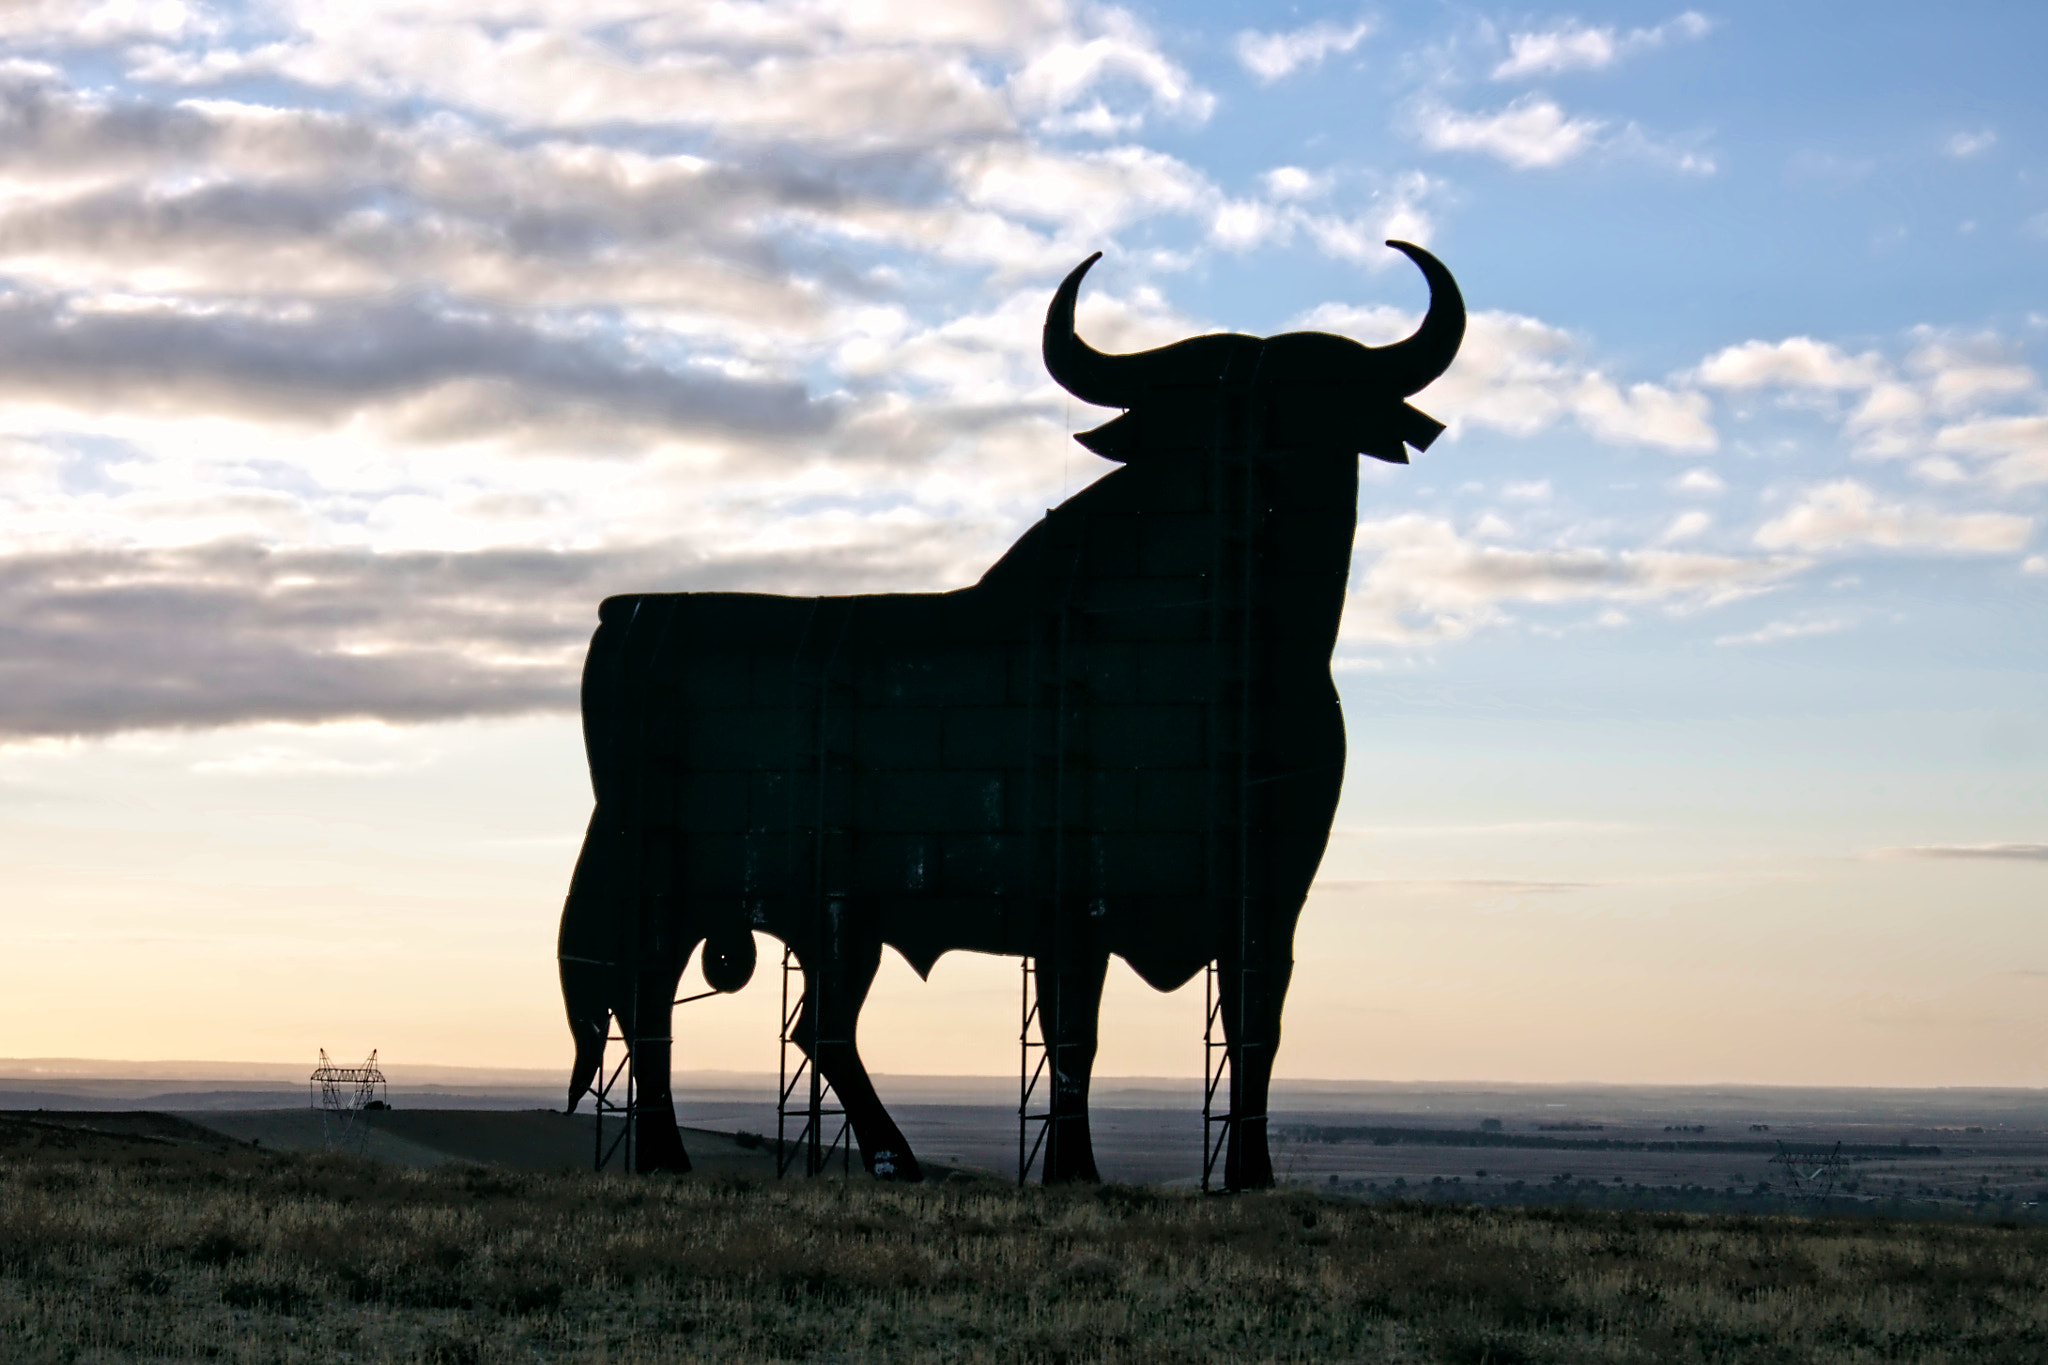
(1571, 374), (1716, 449)
(1935, 416), (2048, 488)
(1714, 616), (1850, 647)
(1888, 844), (2048, 862)
(0, 68), (1028, 304)
(1945, 128), (1996, 159)
(954, 142), (1210, 239)
(1471, 513), (1514, 540)
(174, 40), (1013, 151)
(0, 542), (585, 737)
(1697, 327), (2048, 487)
(1661, 510), (1712, 543)
(1491, 12), (1711, 79)
(0, 0), (216, 45)
(1301, 172), (1439, 260)
(0, 534), (969, 738)
(1234, 19), (1372, 83)
(20, 11), (2016, 736)
(1909, 336), (2036, 410)
(1412, 92), (1710, 174)
(191, 746), (423, 778)
(1694, 338), (1890, 390)
(1189, 170), (1440, 262)
(1011, 10), (1215, 127)
(0, 36), (1525, 747)
(0, 285), (836, 452)
(1299, 305), (1717, 451)
(133, 12), (1031, 147)
(128, 1), (1207, 150)
(1334, 821), (1639, 839)
(1343, 515), (1803, 644)
(1415, 95), (1604, 170)
(1755, 481), (2033, 553)
(1675, 468), (1725, 495)
(1261, 166), (1329, 200)
(1313, 878), (1603, 896)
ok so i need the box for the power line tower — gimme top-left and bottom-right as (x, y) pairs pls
(309, 1049), (386, 1155)
(1769, 1141), (1845, 1200)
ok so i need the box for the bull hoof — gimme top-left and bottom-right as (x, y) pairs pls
(1040, 1151), (1102, 1184)
(635, 1114), (693, 1175)
(1223, 1148), (1273, 1192)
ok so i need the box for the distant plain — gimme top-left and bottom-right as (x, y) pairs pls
(6, 1063), (2045, 1214)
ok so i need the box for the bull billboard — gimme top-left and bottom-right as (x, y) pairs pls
(559, 243), (1465, 1190)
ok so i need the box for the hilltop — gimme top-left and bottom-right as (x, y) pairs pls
(4, 1111), (2047, 1363)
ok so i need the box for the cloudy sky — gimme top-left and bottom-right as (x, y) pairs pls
(1, 1), (2042, 1090)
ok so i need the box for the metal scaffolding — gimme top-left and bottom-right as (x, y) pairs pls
(589, 1009), (636, 1173)
(590, 976), (721, 1173)
(1202, 961), (1232, 1191)
(778, 944), (851, 1176)
(774, 608), (856, 1179)
(1018, 955), (1050, 1182)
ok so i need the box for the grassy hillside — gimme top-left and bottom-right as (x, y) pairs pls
(3, 1114), (2045, 1363)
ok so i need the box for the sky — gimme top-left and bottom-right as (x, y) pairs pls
(0, 1), (2043, 1090)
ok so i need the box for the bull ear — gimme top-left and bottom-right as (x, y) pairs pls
(1357, 402), (1442, 464)
(1398, 403), (1446, 451)
(1073, 412), (1137, 460)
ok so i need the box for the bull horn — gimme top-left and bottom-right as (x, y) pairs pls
(1042, 252), (1128, 407)
(1042, 253), (1212, 408)
(1365, 240), (1465, 396)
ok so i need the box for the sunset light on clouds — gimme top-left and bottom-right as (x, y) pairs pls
(0, 2), (2042, 1089)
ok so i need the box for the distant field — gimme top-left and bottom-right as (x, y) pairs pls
(5, 1112), (2048, 1363)
(10, 1068), (2048, 1210)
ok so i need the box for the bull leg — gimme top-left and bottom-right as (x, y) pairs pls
(1219, 950), (1291, 1191)
(1036, 953), (1107, 1183)
(620, 956), (693, 1174)
(559, 818), (695, 1172)
(559, 812), (632, 1115)
(792, 936), (923, 1182)
(559, 954), (611, 1116)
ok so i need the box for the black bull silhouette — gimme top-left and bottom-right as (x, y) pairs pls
(559, 242), (1464, 1189)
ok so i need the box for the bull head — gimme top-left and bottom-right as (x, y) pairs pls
(1042, 240), (1464, 465)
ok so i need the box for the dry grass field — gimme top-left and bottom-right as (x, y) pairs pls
(5, 1113), (2048, 1364)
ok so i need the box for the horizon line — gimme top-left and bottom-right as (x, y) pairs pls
(3, 1060), (2046, 1094)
